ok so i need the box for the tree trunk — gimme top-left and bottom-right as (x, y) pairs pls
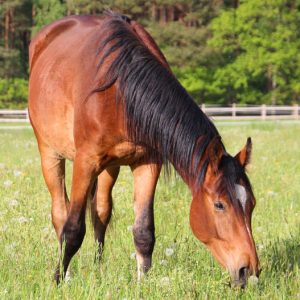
(5, 9), (10, 49)
(168, 6), (175, 22)
(160, 6), (167, 24)
(267, 65), (277, 106)
(233, 0), (240, 8)
(10, 8), (15, 49)
(151, 4), (157, 21)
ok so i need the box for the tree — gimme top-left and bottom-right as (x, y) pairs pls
(208, 0), (300, 104)
(31, 0), (66, 36)
(0, 0), (32, 78)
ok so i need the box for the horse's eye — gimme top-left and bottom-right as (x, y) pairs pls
(214, 201), (225, 211)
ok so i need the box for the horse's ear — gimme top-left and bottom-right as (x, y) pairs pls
(207, 136), (224, 174)
(235, 137), (252, 168)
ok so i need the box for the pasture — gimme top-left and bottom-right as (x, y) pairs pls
(0, 122), (299, 299)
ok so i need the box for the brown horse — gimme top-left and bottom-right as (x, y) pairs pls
(28, 12), (260, 287)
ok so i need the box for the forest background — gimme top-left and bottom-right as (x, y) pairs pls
(1, 0), (300, 108)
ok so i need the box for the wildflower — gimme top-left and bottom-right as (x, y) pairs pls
(165, 248), (174, 257)
(267, 191), (277, 197)
(127, 225), (133, 232)
(42, 227), (50, 234)
(4, 180), (12, 187)
(26, 159), (33, 165)
(160, 259), (168, 266)
(9, 199), (18, 207)
(130, 252), (136, 260)
(160, 276), (171, 286)
(13, 170), (22, 177)
(14, 216), (29, 223)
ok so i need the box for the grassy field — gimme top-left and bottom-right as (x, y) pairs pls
(0, 122), (299, 299)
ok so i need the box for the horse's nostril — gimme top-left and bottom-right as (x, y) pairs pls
(239, 267), (249, 282)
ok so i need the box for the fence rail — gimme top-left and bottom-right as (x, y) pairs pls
(0, 105), (299, 122)
(201, 104), (299, 120)
(0, 109), (29, 123)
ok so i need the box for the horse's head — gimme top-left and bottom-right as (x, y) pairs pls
(190, 137), (260, 288)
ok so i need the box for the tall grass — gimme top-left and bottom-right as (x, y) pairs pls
(0, 122), (299, 299)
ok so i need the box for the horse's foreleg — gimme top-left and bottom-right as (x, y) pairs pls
(55, 152), (97, 284)
(91, 166), (120, 258)
(130, 162), (161, 280)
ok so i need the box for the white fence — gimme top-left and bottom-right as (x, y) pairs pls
(0, 109), (29, 123)
(201, 104), (300, 120)
(0, 105), (299, 122)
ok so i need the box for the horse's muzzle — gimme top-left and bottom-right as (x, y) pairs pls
(230, 266), (260, 288)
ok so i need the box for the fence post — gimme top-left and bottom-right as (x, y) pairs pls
(201, 103), (205, 113)
(232, 103), (236, 119)
(293, 104), (299, 120)
(261, 104), (266, 120)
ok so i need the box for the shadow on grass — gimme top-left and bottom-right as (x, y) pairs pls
(263, 231), (300, 275)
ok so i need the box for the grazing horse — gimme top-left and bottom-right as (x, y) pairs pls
(28, 12), (260, 287)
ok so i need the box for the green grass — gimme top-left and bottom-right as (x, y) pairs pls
(0, 122), (30, 126)
(0, 123), (299, 299)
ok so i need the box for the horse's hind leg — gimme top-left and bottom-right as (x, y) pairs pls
(39, 144), (69, 240)
(130, 162), (161, 280)
(91, 166), (120, 257)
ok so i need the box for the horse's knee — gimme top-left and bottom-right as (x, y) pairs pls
(133, 225), (155, 257)
(61, 219), (86, 257)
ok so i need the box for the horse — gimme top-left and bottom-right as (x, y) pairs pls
(28, 11), (260, 288)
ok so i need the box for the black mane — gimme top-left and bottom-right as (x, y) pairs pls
(94, 12), (221, 184)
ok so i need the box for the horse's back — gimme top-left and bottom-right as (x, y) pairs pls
(29, 16), (105, 159)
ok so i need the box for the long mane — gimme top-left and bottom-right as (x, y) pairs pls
(94, 11), (221, 183)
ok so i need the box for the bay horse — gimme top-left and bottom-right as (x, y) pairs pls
(28, 12), (260, 287)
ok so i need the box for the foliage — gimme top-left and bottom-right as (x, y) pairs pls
(1, 0), (300, 107)
(31, 0), (67, 35)
(0, 47), (24, 78)
(208, 0), (300, 104)
(0, 124), (299, 298)
(149, 22), (212, 69)
(0, 78), (28, 108)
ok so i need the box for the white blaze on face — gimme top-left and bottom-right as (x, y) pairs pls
(235, 184), (247, 211)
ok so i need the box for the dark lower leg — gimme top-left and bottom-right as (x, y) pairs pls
(131, 162), (160, 279)
(133, 201), (155, 277)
